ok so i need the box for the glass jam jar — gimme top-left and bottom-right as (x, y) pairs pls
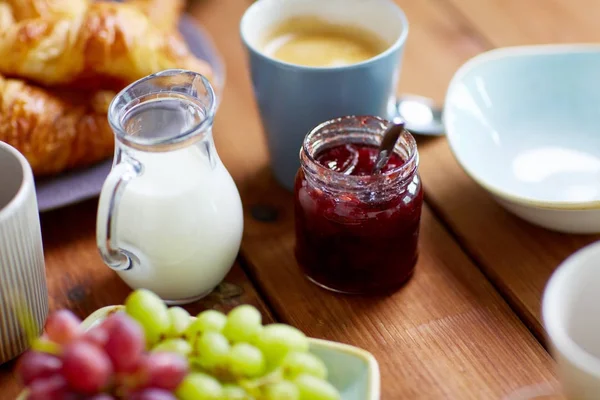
(294, 116), (423, 294)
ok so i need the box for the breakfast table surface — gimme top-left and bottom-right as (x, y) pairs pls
(2, 0), (600, 398)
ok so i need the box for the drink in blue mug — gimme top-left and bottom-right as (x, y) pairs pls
(240, 0), (409, 190)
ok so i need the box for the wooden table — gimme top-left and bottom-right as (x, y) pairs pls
(3, 0), (600, 398)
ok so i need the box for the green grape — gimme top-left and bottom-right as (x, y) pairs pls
(228, 343), (265, 378)
(196, 310), (227, 332)
(194, 331), (230, 370)
(254, 324), (309, 366)
(295, 374), (340, 400)
(185, 319), (206, 344)
(264, 380), (300, 400)
(238, 378), (263, 398)
(30, 337), (61, 355)
(185, 310), (227, 344)
(166, 306), (191, 337)
(223, 305), (262, 343)
(282, 352), (327, 379)
(221, 383), (248, 399)
(152, 338), (192, 356)
(176, 372), (222, 400)
(125, 289), (170, 346)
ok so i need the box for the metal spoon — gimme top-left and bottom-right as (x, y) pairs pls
(390, 94), (444, 136)
(372, 122), (405, 174)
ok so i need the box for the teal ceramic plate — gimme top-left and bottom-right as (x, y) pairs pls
(19, 306), (380, 400)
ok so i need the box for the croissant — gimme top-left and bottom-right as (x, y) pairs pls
(0, 75), (114, 177)
(0, 0), (88, 20)
(0, 1), (213, 90)
(125, 0), (185, 32)
(2, 0), (184, 32)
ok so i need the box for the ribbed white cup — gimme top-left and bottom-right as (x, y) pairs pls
(0, 142), (48, 364)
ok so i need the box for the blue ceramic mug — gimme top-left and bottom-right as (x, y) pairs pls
(240, 0), (409, 190)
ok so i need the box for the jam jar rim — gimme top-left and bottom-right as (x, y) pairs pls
(299, 115), (420, 192)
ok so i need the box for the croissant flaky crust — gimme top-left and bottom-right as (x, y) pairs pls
(0, 1), (213, 90)
(1, 0), (88, 20)
(126, 0), (185, 32)
(1, 0), (183, 30)
(0, 75), (115, 177)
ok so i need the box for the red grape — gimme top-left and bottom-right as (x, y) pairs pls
(129, 388), (178, 400)
(99, 312), (123, 332)
(61, 341), (113, 394)
(139, 352), (188, 391)
(82, 326), (109, 348)
(16, 351), (62, 385)
(87, 394), (117, 399)
(44, 310), (82, 345)
(26, 375), (75, 400)
(103, 313), (145, 372)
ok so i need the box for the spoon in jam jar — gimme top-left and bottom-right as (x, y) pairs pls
(372, 122), (406, 174)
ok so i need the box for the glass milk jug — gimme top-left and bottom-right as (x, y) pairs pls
(97, 70), (243, 305)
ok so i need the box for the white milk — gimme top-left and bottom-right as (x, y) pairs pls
(114, 142), (243, 303)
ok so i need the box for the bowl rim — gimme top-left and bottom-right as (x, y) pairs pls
(81, 305), (381, 400)
(444, 43), (600, 211)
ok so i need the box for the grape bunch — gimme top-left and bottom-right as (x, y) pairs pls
(17, 307), (188, 399)
(17, 289), (341, 400)
(126, 289), (341, 400)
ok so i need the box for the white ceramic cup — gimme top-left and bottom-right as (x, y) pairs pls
(542, 240), (600, 399)
(0, 142), (48, 364)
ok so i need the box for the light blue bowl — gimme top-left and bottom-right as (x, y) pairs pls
(445, 45), (600, 233)
(81, 306), (381, 400)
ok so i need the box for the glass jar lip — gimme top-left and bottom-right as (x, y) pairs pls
(108, 69), (216, 151)
(300, 115), (419, 187)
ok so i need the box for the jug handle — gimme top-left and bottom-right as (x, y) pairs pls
(96, 160), (141, 271)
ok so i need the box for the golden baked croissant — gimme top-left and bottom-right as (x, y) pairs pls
(0, 75), (114, 177)
(0, 3), (14, 28)
(0, 1), (213, 90)
(125, 0), (185, 32)
(3, 0), (183, 32)
(1, 0), (88, 20)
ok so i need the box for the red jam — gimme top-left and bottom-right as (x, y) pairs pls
(294, 140), (423, 294)
(316, 144), (405, 175)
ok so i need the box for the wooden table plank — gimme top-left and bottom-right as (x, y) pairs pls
(189, 0), (270, 186)
(239, 170), (559, 399)
(393, 0), (488, 101)
(445, 0), (600, 46)
(0, 199), (274, 399)
(418, 139), (599, 338)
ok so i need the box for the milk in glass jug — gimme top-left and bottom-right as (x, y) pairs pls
(97, 69), (243, 305)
